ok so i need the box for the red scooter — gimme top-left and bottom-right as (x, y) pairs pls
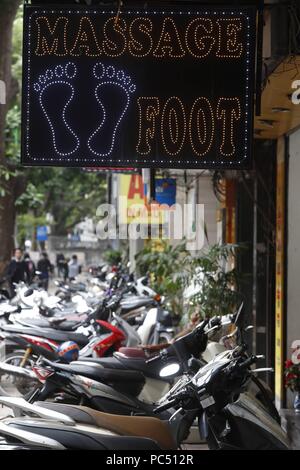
(0, 319), (126, 396)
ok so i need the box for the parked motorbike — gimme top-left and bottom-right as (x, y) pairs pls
(0, 292), (174, 396)
(0, 349), (290, 450)
(1, 311), (278, 429)
(0, 316), (212, 414)
(0, 313), (129, 397)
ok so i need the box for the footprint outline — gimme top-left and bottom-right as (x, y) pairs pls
(87, 63), (136, 157)
(33, 62), (80, 157)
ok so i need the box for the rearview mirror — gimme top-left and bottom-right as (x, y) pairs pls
(244, 325), (254, 332)
(234, 302), (244, 326)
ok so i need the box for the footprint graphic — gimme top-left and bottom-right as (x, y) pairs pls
(33, 63), (80, 157)
(87, 63), (136, 157)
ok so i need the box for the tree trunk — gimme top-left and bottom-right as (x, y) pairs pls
(0, 182), (17, 271)
(0, 0), (21, 273)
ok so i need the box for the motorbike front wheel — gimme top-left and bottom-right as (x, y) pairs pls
(0, 350), (36, 397)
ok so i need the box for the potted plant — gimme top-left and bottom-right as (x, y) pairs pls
(284, 359), (300, 412)
(182, 243), (243, 320)
(135, 241), (244, 322)
(135, 239), (188, 317)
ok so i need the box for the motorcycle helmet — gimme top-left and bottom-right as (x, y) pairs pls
(57, 341), (79, 362)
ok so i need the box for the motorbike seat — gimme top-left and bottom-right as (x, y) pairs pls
(8, 420), (161, 450)
(118, 347), (147, 358)
(48, 320), (82, 331)
(74, 355), (177, 382)
(120, 297), (154, 313)
(43, 359), (145, 384)
(16, 317), (81, 332)
(35, 402), (176, 449)
(1, 324), (89, 346)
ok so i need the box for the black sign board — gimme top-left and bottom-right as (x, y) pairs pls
(22, 5), (257, 169)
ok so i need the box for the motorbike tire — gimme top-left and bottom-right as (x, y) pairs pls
(0, 350), (36, 397)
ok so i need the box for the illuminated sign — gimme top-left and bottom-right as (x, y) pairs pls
(22, 5), (256, 169)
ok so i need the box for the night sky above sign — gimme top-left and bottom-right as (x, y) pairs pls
(22, 5), (257, 169)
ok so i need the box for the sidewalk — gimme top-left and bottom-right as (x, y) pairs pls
(280, 410), (300, 449)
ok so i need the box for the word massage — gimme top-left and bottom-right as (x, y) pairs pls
(34, 15), (245, 59)
(22, 7), (256, 168)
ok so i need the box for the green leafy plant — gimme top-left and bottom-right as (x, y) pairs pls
(103, 249), (123, 266)
(136, 241), (244, 319)
(135, 240), (189, 316)
(183, 244), (243, 319)
(5, 105), (21, 165)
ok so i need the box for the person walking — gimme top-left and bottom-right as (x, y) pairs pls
(56, 253), (65, 278)
(24, 253), (36, 284)
(5, 248), (29, 297)
(68, 254), (80, 280)
(63, 257), (69, 281)
(37, 252), (52, 291)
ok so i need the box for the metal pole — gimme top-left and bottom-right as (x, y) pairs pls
(252, 175), (258, 355)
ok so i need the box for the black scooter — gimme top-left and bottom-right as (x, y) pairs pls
(0, 351), (290, 450)
(22, 314), (279, 424)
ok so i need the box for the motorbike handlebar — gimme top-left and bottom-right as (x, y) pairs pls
(237, 355), (257, 370)
(154, 386), (195, 413)
(195, 318), (210, 334)
(146, 319), (211, 365)
(224, 355), (257, 378)
(208, 317), (221, 328)
(145, 350), (167, 364)
(154, 355), (258, 415)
